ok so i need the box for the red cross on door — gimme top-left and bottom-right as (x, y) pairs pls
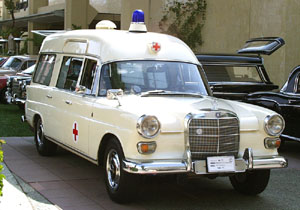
(73, 122), (78, 142)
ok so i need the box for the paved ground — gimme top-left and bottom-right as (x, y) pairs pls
(1, 136), (300, 210)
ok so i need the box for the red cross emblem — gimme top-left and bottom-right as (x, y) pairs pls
(73, 122), (78, 142)
(151, 42), (161, 52)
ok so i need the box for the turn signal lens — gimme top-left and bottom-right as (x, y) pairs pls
(264, 137), (281, 149)
(137, 142), (156, 154)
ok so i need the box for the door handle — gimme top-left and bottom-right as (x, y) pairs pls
(65, 100), (72, 105)
(46, 95), (52, 99)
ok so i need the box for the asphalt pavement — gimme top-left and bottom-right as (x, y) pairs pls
(1, 136), (300, 210)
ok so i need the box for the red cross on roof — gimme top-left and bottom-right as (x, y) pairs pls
(152, 42), (161, 52)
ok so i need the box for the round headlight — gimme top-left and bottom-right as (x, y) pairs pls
(264, 114), (285, 136)
(137, 115), (160, 138)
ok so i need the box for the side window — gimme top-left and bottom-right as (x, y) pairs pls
(33, 54), (56, 86)
(79, 59), (98, 94)
(99, 64), (112, 96)
(56, 57), (83, 91)
(20, 61), (28, 71)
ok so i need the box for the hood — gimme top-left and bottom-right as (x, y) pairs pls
(0, 69), (15, 76)
(106, 95), (273, 133)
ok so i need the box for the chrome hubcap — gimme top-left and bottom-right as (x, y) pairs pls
(37, 120), (44, 147)
(106, 149), (121, 190)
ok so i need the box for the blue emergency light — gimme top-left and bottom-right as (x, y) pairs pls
(129, 9), (147, 32)
(132, 10), (145, 23)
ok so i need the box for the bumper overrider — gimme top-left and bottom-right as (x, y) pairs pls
(123, 148), (287, 174)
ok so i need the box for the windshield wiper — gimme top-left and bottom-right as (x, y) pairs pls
(141, 90), (203, 97)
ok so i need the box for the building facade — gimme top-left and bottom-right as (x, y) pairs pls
(1, 0), (299, 87)
(122, 0), (300, 88)
(0, 0), (121, 54)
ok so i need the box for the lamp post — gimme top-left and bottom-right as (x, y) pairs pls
(14, 38), (23, 55)
(0, 39), (8, 55)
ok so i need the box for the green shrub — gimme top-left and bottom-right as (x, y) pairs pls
(0, 139), (5, 196)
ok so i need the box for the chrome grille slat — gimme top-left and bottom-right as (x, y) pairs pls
(188, 113), (240, 160)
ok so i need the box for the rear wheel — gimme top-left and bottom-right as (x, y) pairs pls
(34, 117), (57, 156)
(0, 88), (7, 104)
(104, 138), (139, 203)
(229, 169), (270, 195)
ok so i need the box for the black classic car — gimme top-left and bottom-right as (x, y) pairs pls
(246, 66), (300, 143)
(6, 64), (35, 108)
(197, 37), (284, 100)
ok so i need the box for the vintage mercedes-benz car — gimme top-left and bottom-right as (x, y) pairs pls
(246, 65), (300, 144)
(0, 55), (36, 76)
(24, 10), (287, 203)
(197, 37), (284, 100)
(6, 64), (35, 107)
(0, 55), (36, 103)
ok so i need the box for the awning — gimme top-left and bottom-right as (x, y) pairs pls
(0, 10), (64, 28)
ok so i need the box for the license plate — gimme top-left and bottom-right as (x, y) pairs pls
(207, 156), (235, 173)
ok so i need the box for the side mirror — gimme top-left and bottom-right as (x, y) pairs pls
(107, 89), (124, 100)
(107, 89), (123, 106)
(76, 85), (86, 94)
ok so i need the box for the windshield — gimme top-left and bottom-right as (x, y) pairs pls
(21, 64), (36, 75)
(203, 65), (263, 83)
(99, 61), (209, 96)
(2, 57), (22, 69)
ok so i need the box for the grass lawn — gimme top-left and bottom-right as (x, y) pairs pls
(0, 104), (33, 137)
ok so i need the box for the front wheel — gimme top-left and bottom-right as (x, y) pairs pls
(229, 169), (270, 195)
(104, 138), (140, 203)
(34, 117), (57, 156)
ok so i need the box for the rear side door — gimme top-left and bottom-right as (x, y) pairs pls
(27, 54), (56, 134)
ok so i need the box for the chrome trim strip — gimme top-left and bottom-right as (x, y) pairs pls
(281, 134), (300, 142)
(45, 136), (98, 164)
(184, 113), (193, 172)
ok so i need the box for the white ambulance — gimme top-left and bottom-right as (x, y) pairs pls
(25, 10), (287, 203)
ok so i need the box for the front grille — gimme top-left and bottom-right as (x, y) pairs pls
(189, 115), (239, 160)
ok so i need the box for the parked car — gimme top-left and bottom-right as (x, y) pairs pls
(0, 55), (36, 76)
(0, 76), (7, 103)
(246, 65), (300, 143)
(24, 11), (287, 203)
(0, 55), (36, 103)
(0, 57), (8, 67)
(6, 64), (35, 107)
(197, 37), (284, 100)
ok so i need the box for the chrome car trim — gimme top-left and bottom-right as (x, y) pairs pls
(122, 154), (287, 175)
(281, 134), (300, 142)
(184, 113), (193, 172)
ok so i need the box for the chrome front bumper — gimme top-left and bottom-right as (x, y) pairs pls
(123, 148), (288, 175)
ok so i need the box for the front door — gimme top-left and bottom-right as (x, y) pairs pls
(54, 56), (99, 155)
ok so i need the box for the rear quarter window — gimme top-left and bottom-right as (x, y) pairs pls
(33, 54), (56, 86)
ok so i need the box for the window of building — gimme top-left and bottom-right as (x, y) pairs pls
(33, 54), (56, 86)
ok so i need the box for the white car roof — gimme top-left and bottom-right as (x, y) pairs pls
(40, 29), (199, 65)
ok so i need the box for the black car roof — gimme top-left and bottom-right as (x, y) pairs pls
(196, 54), (262, 64)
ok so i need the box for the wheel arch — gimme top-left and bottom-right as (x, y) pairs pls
(97, 133), (123, 166)
(33, 114), (42, 130)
